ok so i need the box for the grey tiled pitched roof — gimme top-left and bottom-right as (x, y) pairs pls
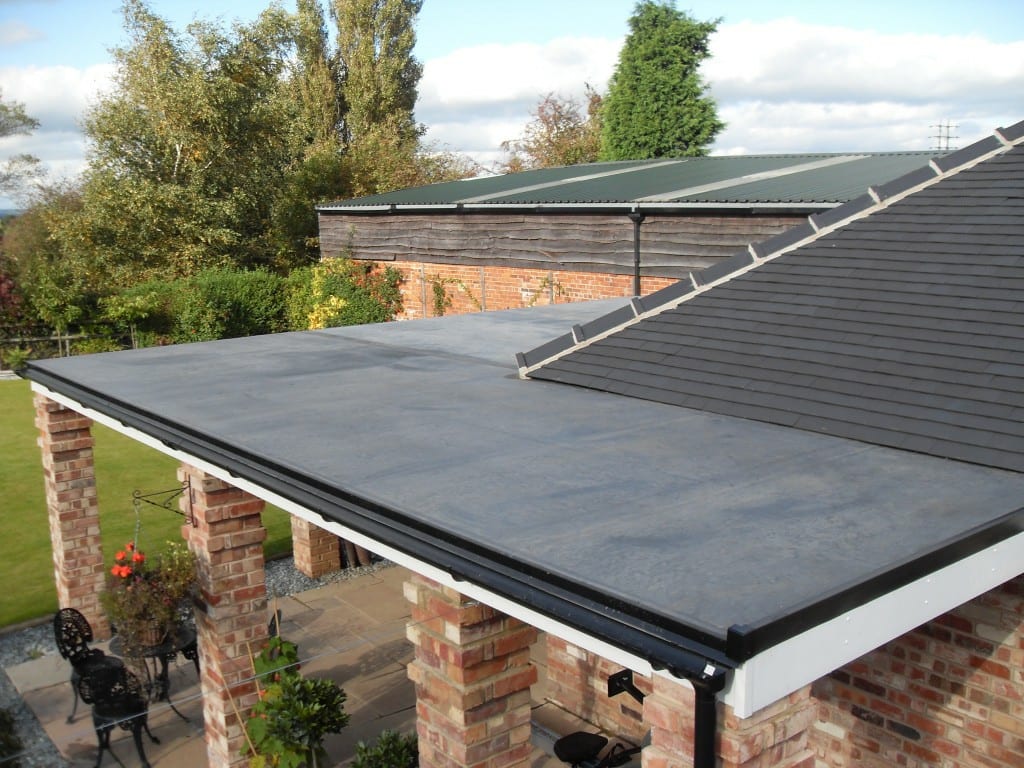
(523, 122), (1024, 473)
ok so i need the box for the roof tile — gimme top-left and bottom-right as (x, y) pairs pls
(527, 134), (1024, 473)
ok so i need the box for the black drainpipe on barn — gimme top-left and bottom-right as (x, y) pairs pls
(628, 210), (646, 296)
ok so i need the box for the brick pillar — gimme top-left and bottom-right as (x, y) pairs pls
(405, 575), (538, 768)
(34, 394), (109, 636)
(643, 679), (815, 768)
(179, 463), (268, 768)
(290, 515), (341, 578)
(718, 686), (816, 768)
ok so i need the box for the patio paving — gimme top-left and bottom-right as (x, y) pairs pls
(5, 564), (578, 767)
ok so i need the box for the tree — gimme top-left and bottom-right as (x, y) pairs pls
(600, 1), (724, 160)
(56, 0), (301, 282)
(501, 87), (603, 172)
(3, 183), (95, 333)
(332, 0), (426, 195)
(0, 88), (43, 199)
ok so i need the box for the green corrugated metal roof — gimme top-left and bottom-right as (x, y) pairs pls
(318, 152), (942, 211)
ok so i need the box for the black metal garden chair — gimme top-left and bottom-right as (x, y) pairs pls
(76, 662), (160, 768)
(53, 608), (125, 723)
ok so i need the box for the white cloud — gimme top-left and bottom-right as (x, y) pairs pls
(417, 34), (621, 164)
(0, 19), (43, 47)
(420, 19), (1024, 165)
(1, 63), (115, 133)
(419, 36), (621, 111)
(2, 18), (1023, 207)
(705, 19), (1024, 106)
(703, 19), (1024, 153)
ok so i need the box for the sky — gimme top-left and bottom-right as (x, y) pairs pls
(1, 0), (1023, 209)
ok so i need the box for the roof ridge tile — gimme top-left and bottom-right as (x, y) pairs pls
(996, 118), (1024, 143)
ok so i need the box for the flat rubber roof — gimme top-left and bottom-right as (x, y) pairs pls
(26, 300), (1024, 664)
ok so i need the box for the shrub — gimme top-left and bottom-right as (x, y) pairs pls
(172, 267), (286, 343)
(1, 346), (30, 371)
(285, 258), (402, 331)
(73, 336), (124, 355)
(102, 278), (180, 346)
(243, 635), (350, 768)
(350, 730), (418, 768)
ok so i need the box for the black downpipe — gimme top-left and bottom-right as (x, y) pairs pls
(628, 211), (646, 296)
(693, 679), (722, 768)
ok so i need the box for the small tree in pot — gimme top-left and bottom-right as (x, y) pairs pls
(242, 634), (349, 768)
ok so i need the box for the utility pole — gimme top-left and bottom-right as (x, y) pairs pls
(931, 120), (959, 151)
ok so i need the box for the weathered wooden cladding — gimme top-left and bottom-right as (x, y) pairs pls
(318, 211), (806, 278)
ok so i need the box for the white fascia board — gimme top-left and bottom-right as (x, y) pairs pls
(722, 532), (1024, 718)
(30, 382), (692, 691)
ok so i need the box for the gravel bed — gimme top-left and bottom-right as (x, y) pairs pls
(0, 557), (393, 767)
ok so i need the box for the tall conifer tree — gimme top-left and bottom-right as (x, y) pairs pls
(600, 1), (723, 160)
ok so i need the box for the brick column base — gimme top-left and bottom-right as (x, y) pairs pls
(290, 515), (342, 578)
(405, 575), (538, 768)
(179, 464), (268, 768)
(34, 394), (109, 636)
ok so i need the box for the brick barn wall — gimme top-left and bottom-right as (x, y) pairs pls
(811, 574), (1024, 768)
(363, 260), (678, 321)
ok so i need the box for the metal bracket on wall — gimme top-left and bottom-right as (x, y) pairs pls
(608, 668), (646, 704)
(132, 477), (195, 527)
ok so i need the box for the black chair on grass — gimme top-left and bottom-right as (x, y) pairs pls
(76, 662), (160, 768)
(54, 608), (125, 723)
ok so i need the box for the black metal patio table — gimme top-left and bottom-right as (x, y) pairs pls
(109, 624), (198, 722)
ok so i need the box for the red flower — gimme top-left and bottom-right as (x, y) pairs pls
(126, 542), (135, 551)
(115, 550), (126, 562)
(132, 552), (145, 564)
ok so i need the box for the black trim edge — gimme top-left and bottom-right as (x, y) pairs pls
(725, 508), (1024, 660)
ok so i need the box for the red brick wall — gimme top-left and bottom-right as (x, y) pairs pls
(811, 575), (1024, 768)
(546, 576), (1024, 768)
(545, 635), (652, 744)
(368, 260), (678, 320)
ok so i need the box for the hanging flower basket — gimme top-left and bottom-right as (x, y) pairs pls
(101, 541), (197, 651)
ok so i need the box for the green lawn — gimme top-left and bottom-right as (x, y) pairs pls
(0, 379), (293, 628)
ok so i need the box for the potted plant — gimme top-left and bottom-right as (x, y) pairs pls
(241, 634), (350, 768)
(101, 541), (197, 652)
(350, 730), (418, 768)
